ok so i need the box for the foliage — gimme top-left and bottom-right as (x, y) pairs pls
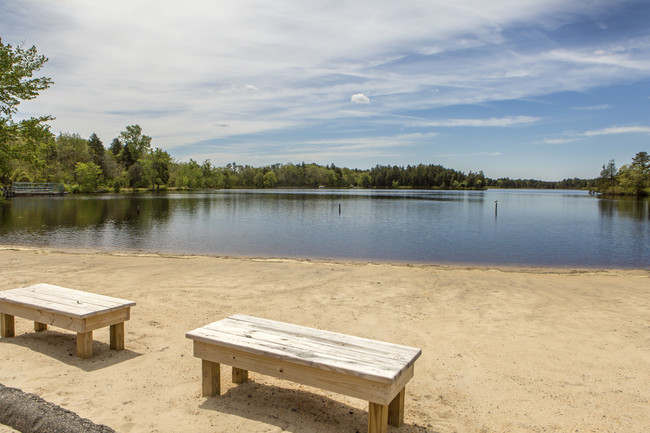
(595, 152), (650, 196)
(75, 161), (102, 193)
(0, 38), (54, 184)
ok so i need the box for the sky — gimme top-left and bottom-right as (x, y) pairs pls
(2, 0), (650, 181)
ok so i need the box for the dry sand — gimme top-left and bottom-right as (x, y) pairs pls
(0, 246), (648, 433)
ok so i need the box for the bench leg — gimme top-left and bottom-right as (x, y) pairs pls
(388, 387), (406, 427)
(202, 360), (220, 397)
(1, 314), (15, 337)
(76, 331), (93, 358)
(34, 322), (48, 332)
(110, 322), (125, 350)
(368, 402), (388, 433)
(232, 367), (248, 384)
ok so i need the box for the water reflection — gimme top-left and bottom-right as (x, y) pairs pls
(598, 196), (650, 221)
(0, 190), (648, 268)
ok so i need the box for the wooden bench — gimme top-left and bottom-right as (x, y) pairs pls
(0, 283), (136, 359)
(186, 314), (422, 433)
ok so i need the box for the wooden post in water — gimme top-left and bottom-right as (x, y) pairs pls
(339, 203), (341, 216)
(494, 200), (498, 218)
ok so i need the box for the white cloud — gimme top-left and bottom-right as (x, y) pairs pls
(351, 93), (371, 104)
(581, 126), (650, 136)
(572, 105), (611, 111)
(543, 137), (582, 144)
(422, 116), (541, 127)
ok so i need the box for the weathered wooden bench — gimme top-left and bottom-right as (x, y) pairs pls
(186, 314), (422, 433)
(0, 283), (136, 359)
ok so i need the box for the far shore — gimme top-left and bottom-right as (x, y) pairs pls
(0, 246), (648, 433)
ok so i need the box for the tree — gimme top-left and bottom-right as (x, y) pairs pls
(597, 159), (618, 192)
(56, 133), (90, 178)
(75, 162), (102, 193)
(142, 147), (171, 190)
(118, 125), (151, 169)
(0, 38), (54, 182)
(263, 171), (277, 188)
(88, 133), (105, 166)
(631, 151), (649, 172)
(618, 151), (650, 196)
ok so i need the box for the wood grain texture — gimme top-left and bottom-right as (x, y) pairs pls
(388, 387), (405, 427)
(186, 314), (421, 384)
(0, 284), (135, 318)
(232, 367), (248, 384)
(202, 360), (220, 397)
(110, 322), (125, 350)
(76, 331), (93, 358)
(1, 313), (14, 337)
(368, 402), (388, 433)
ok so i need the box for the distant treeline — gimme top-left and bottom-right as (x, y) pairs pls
(0, 125), (605, 194)
(486, 177), (595, 190)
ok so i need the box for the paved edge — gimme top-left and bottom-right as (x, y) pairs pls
(0, 384), (116, 433)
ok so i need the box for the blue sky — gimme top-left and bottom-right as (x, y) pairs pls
(2, 0), (649, 180)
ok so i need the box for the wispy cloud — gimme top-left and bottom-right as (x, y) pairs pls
(581, 126), (650, 136)
(433, 152), (503, 158)
(572, 105), (611, 111)
(421, 116), (541, 127)
(543, 137), (583, 144)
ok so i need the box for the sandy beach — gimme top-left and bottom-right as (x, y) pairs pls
(0, 246), (648, 433)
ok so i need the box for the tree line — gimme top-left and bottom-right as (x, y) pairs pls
(1, 125), (603, 193)
(595, 152), (650, 196)
(2, 127), (491, 191)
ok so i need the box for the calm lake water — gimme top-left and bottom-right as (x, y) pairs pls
(1, 189), (649, 268)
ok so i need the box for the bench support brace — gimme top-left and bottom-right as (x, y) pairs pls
(110, 322), (125, 350)
(77, 331), (93, 359)
(232, 367), (248, 384)
(202, 360), (220, 397)
(1, 314), (15, 337)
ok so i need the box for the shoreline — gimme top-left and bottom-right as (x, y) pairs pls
(1, 246), (648, 432)
(1, 244), (647, 275)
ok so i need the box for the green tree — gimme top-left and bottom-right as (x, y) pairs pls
(88, 133), (105, 167)
(127, 162), (145, 188)
(597, 159), (618, 192)
(56, 133), (90, 179)
(618, 152), (650, 195)
(143, 147), (171, 190)
(75, 162), (102, 193)
(263, 171), (277, 188)
(358, 172), (371, 188)
(0, 38), (54, 183)
(117, 125), (151, 169)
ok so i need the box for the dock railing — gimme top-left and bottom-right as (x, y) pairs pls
(5, 182), (65, 197)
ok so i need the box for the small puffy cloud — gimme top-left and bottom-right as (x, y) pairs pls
(351, 93), (370, 104)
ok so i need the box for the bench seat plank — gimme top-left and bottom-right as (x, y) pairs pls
(186, 314), (421, 385)
(0, 284), (135, 318)
(210, 314), (419, 364)
(190, 325), (406, 384)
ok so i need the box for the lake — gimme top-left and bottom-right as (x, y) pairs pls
(1, 189), (648, 268)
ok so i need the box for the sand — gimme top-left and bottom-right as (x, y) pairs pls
(0, 246), (648, 433)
